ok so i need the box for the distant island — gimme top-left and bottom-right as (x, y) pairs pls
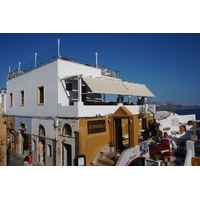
(149, 102), (200, 110)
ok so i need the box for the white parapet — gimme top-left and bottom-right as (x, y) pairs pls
(184, 140), (195, 166)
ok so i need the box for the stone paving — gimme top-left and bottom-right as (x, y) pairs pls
(7, 150), (24, 166)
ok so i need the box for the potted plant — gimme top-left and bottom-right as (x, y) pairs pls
(164, 132), (168, 138)
(124, 143), (130, 149)
(138, 105), (146, 119)
(149, 141), (157, 150)
(153, 154), (160, 161)
(108, 141), (114, 152)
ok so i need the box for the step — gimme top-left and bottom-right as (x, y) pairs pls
(96, 163), (107, 166)
(106, 152), (120, 159)
(97, 157), (115, 166)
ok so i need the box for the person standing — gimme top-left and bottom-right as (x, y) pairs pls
(38, 141), (44, 164)
(137, 96), (141, 105)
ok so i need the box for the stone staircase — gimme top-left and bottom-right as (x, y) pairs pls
(96, 152), (120, 166)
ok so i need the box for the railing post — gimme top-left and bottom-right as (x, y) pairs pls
(18, 62), (21, 74)
(95, 52), (98, 68)
(35, 53), (37, 68)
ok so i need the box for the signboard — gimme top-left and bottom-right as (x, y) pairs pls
(140, 141), (150, 158)
(117, 146), (140, 166)
(117, 142), (150, 166)
(171, 118), (179, 126)
(88, 120), (106, 134)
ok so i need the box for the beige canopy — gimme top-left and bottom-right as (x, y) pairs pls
(82, 77), (132, 95)
(122, 82), (155, 97)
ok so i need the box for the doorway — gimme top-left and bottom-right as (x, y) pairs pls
(114, 119), (123, 151)
(38, 138), (45, 165)
(62, 143), (72, 166)
(114, 118), (130, 152)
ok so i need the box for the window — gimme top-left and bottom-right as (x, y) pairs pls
(66, 82), (72, 91)
(20, 90), (24, 106)
(38, 86), (44, 104)
(9, 93), (13, 106)
(47, 144), (52, 157)
(62, 123), (72, 136)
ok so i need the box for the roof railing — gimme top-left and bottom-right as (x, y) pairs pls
(61, 55), (120, 78)
(7, 47), (120, 80)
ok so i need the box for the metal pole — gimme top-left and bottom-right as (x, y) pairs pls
(9, 66), (11, 73)
(58, 39), (60, 57)
(18, 62), (21, 75)
(35, 53), (37, 68)
(95, 52), (98, 68)
(78, 75), (82, 102)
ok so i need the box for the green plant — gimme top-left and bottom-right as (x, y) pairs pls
(165, 101), (176, 115)
(108, 141), (114, 147)
(124, 143), (130, 149)
(164, 132), (168, 135)
(153, 154), (160, 161)
(138, 105), (146, 119)
(149, 141), (157, 150)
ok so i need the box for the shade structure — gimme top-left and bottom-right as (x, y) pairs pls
(82, 77), (132, 95)
(122, 82), (155, 97)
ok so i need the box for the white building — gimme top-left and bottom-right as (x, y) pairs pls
(0, 88), (6, 114)
(6, 45), (155, 166)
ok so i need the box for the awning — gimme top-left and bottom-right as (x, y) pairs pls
(122, 82), (155, 97)
(82, 77), (132, 95)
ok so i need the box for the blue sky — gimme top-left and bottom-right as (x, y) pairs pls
(1, 33), (200, 105)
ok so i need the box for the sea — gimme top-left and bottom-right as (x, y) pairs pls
(175, 109), (200, 120)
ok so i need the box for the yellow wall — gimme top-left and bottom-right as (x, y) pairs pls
(131, 114), (151, 147)
(0, 114), (7, 166)
(0, 103), (2, 111)
(79, 118), (110, 166)
(78, 111), (151, 166)
(0, 115), (7, 144)
(192, 157), (200, 166)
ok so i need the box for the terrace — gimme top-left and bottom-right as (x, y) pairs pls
(7, 47), (120, 80)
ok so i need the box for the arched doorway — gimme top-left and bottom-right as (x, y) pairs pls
(62, 123), (72, 166)
(38, 124), (45, 165)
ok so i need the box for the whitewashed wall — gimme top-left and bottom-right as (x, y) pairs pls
(159, 113), (196, 133)
(32, 118), (55, 139)
(58, 103), (140, 117)
(57, 59), (101, 106)
(0, 93), (6, 113)
(6, 61), (58, 117)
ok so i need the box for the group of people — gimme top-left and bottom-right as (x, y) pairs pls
(23, 152), (33, 166)
(137, 96), (147, 105)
